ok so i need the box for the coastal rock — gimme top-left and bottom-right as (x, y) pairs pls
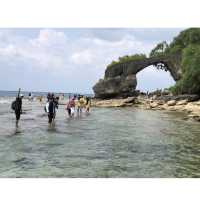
(188, 113), (200, 121)
(149, 102), (158, 108)
(93, 54), (182, 98)
(122, 96), (136, 103)
(156, 94), (200, 102)
(184, 95), (200, 102)
(185, 103), (200, 113)
(176, 100), (188, 105)
(157, 100), (165, 105)
(92, 97), (135, 108)
(152, 95), (157, 100)
(93, 75), (137, 99)
(93, 96), (200, 123)
(167, 100), (176, 106)
(193, 100), (200, 105)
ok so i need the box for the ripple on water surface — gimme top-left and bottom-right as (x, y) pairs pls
(0, 101), (200, 177)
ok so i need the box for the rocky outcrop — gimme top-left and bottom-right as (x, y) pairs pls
(176, 100), (188, 105)
(93, 54), (182, 99)
(156, 94), (200, 102)
(167, 100), (176, 106)
(92, 95), (200, 122)
(93, 74), (137, 98)
(92, 97), (136, 107)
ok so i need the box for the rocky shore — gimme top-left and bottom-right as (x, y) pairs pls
(92, 94), (200, 122)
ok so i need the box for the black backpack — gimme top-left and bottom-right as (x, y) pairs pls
(48, 101), (55, 114)
(11, 101), (16, 110)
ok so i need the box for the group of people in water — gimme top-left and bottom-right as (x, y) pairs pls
(66, 94), (91, 117)
(11, 89), (92, 126)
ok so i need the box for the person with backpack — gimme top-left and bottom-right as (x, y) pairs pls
(11, 89), (23, 126)
(28, 92), (34, 101)
(45, 94), (59, 124)
(48, 97), (55, 124)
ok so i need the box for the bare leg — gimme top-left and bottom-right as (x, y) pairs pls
(16, 120), (19, 128)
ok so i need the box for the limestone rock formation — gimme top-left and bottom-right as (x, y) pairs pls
(93, 54), (182, 99)
(93, 74), (137, 98)
(167, 100), (176, 106)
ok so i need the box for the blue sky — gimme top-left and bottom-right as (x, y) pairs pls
(0, 28), (183, 93)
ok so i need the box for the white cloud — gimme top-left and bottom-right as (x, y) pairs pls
(71, 49), (93, 65)
(69, 34), (155, 70)
(0, 28), (179, 92)
(30, 29), (68, 47)
(0, 44), (18, 56)
(0, 29), (69, 70)
(0, 29), (155, 71)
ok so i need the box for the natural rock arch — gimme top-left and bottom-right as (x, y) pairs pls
(93, 54), (182, 99)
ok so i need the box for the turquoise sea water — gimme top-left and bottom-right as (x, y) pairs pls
(0, 98), (200, 177)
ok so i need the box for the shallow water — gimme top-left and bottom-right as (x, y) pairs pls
(0, 99), (200, 177)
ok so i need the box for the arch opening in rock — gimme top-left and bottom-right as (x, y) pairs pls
(136, 65), (176, 93)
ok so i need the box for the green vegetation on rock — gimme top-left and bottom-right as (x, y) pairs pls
(150, 41), (168, 57)
(106, 28), (200, 95)
(107, 54), (146, 68)
(150, 28), (200, 57)
(166, 28), (200, 55)
(170, 44), (200, 94)
(168, 28), (200, 95)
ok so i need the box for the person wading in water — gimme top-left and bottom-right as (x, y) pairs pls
(46, 94), (59, 125)
(77, 95), (86, 115)
(11, 88), (23, 126)
(85, 96), (91, 113)
(66, 96), (76, 118)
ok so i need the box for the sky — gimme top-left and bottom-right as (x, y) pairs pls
(0, 28), (184, 93)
